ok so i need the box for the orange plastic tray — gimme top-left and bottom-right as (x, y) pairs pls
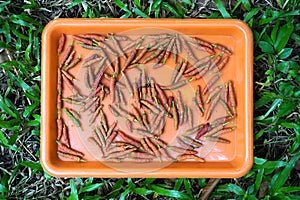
(41, 19), (253, 178)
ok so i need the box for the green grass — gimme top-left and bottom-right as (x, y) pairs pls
(0, 0), (299, 199)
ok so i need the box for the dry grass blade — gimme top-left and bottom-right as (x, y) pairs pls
(199, 178), (221, 200)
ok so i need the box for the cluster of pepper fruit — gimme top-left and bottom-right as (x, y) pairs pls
(55, 31), (237, 163)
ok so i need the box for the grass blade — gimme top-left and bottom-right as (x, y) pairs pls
(132, 7), (150, 18)
(78, 183), (104, 194)
(0, 94), (18, 119)
(274, 22), (294, 52)
(269, 152), (300, 195)
(217, 183), (244, 195)
(161, 2), (183, 18)
(114, 0), (132, 14)
(277, 101), (297, 118)
(174, 178), (183, 190)
(67, 0), (84, 10)
(254, 169), (264, 195)
(214, 0), (231, 18)
(183, 179), (193, 196)
(68, 179), (79, 200)
(0, 130), (20, 151)
(254, 99), (281, 120)
(149, 185), (194, 199)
